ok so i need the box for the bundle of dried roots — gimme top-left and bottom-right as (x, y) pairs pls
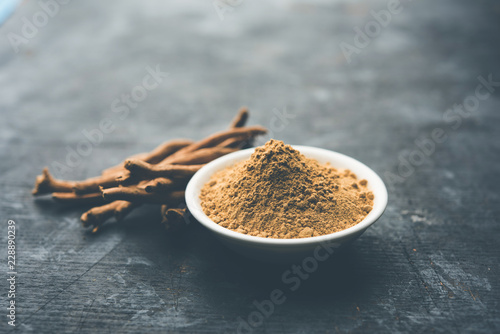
(32, 108), (266, 233)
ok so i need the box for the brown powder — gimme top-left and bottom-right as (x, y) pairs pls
(200, 139), (374, 239)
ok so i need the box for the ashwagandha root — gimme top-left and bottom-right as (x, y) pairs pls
(52, 192), (106, 205)
(161, 206), (189, 231)
(32, 107), (267, 233)
(164, 147), (237, 165)
(117, 146), (241, 185)
(100, 139), (194, 176)
(81, 200), (137, 233)
(221, 107), (254, 149)
(218, 137), (250, 149)
(32, 168), (76, 195)
(73, 173), (121, 195)
(100, 152), (149, 177)
(139, 139), (194, 164)
(75, 140), (195, 194)
(101, 185), (185, 204)
(160, 126), (266, 165)
(116, 147), (237, 185)
(123, 161), (204, 178)
(84, 147), (238, 191)
(143, 178), (179, 193)
(175, 126), (267, 154)
(229, 107), (249, 129)
(115, 164), (203, 187)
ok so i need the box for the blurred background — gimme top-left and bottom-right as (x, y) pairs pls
(1, 0), (499, 333)
(1, 0), (499, 171)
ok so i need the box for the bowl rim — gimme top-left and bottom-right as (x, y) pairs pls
(185, 145), (388, 247)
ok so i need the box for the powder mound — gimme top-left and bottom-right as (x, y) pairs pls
(200, 139), (374, 239)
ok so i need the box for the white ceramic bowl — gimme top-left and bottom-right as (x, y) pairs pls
(185, 146), (388, 262)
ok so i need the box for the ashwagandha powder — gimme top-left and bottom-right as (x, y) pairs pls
(200, 139), (374, 239)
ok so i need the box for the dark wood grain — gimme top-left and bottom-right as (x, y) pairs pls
(1, 0), (499, 333)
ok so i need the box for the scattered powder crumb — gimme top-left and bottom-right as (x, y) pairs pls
(200, 139), (374, 239)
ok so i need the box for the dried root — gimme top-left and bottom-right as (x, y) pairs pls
(229, 107), (249, 128)
(73, 173), (121, 195)
(81, 201), (137, 233)
(123, 161), (204, 179)
(161, 206), (190, 231)
(143, 178), (180, 193)
(101, 186), (185, 204)
(32, 107), (267, 233)
(32, 168), (75, 195)
(100, 139), (194, 175)
(176, 126), (267, 154)
(52, 192), (106, 205)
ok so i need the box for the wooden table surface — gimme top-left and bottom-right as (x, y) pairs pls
(1, 0), (499, 333)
